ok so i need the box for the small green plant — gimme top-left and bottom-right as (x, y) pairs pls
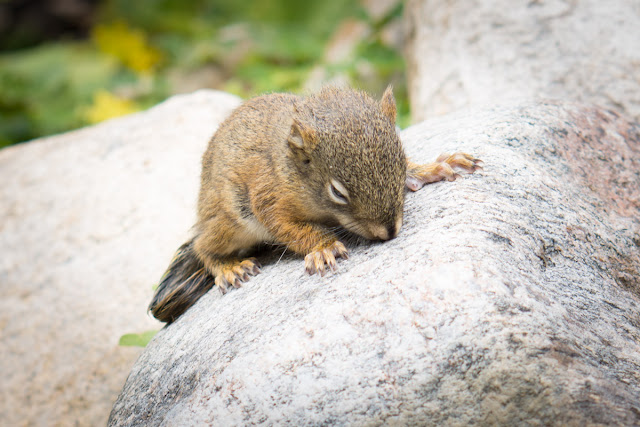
(119, 329), (158, 347)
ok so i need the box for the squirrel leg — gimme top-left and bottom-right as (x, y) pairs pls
(406, 153), (482, 191)
(283, 224), (349, 276)
(304, 241), (349, 277)
(193, 219), (263, 293)
(259, 215), (349, 276)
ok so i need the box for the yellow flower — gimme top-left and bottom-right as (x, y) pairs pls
(85, 90), (139, 124)
(92, 21), (162, 74)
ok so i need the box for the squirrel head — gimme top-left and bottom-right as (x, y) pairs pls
(287, 86), (406, 241)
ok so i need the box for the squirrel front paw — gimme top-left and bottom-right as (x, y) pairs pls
(406, 152), (482, 191)
(214, 257), (262, 293)
(304, 241), (349, 276)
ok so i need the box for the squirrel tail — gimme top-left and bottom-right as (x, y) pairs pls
(149, 238), (215, 323)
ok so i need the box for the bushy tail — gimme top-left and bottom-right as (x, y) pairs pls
(149, 239), (214, 323)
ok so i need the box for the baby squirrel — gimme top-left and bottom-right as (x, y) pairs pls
(149, 86), (481, 322)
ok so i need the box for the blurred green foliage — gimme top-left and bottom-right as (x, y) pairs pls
(0, 0), (408, 148)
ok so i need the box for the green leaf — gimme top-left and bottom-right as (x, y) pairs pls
(118, 329), (158, 347)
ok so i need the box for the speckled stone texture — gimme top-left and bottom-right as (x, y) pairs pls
(0, 90), (241, 426)
(109, 100), (640, 426)
(404, 0), (640, 123)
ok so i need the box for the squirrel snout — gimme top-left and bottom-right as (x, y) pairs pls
(368, 219), (401, 241)
(369, 225), (391, 241)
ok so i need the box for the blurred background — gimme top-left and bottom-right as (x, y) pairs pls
(0, 0), (408, 148)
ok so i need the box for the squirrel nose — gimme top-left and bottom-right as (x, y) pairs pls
(369, 225), (390, 241)
(369, 222), (400, 241)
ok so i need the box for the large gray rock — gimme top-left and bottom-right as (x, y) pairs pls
(109, 100), (640, 425)
(0, 90), (241, 426)
(404, 0), (640, 123)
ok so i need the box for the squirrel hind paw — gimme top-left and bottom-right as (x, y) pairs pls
(304, 241), (348, 276)
(445, 152), (483, 173)
(406, 152), (482, 191)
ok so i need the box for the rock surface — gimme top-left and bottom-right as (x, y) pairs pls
(109, 100), (640, 425)
(0, 90), (241, 426)
(404, 0), (640, 123)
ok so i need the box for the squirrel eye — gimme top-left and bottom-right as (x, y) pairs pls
(327, 179), (349, 205)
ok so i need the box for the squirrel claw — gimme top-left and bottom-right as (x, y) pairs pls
(215, 276), (229, 294)
(304, 241), (348, 276)
(215, 257), (262, 292)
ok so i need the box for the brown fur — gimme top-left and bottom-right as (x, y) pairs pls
(149, 86), (481, 322)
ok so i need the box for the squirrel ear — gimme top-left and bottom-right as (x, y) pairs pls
(380, 85), (397, 124)
(288, 119), (317, 151)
